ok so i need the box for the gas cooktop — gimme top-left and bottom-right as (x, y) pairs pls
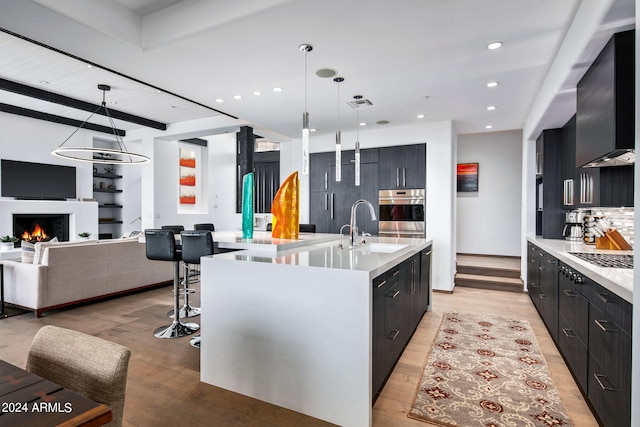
(569, 252), (634, 269)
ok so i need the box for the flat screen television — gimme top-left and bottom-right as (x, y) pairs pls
(1, 159), (77, 200)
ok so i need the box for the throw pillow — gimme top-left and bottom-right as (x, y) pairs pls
(21, 240), (35, 263)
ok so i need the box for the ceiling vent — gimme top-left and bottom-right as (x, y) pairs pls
(348, 98), (373, 109)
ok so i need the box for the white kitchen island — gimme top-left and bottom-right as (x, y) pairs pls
(200, 232), (431, 427)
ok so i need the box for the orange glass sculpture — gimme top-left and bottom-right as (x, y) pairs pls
(271, 171), (300, 239)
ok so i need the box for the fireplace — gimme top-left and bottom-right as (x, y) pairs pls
(13, 214), (70, 242)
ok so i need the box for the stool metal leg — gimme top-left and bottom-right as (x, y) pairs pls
(154, 262), (199, 338)
(167, 262), (201, 318)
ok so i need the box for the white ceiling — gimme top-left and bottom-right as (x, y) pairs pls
(0, 0), (635, 141)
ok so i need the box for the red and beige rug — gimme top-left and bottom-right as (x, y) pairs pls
(408, 312), (572, 427)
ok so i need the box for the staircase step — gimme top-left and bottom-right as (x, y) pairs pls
(456, 254), (521, 278)
(455, 273), (524, 293)
(456, 264), (520, 278)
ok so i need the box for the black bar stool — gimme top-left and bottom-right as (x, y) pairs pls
(161, 225), (185, 233)
(194, 223), (215, 231)
(181, 230), (215, 348)
(144, 229), (199, 339)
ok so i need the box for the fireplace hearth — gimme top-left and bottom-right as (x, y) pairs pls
(13, 214), (70, 242)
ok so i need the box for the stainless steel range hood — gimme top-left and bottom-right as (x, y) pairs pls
(582, 149), (635, 168)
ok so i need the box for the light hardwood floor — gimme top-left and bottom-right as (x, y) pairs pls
(0, 283), (597, 426)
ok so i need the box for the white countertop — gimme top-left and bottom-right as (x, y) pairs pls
(527, 236), (633, 303)
(210, 233), (432, 279)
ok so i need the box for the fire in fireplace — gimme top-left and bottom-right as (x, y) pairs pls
(21, 224), (49, 242)
(13, 214), (70, 242)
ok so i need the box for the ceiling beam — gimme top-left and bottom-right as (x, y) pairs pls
(0, 103), (126, 136)
(0, 78), (167, 130)
(179, 138), (208, 147)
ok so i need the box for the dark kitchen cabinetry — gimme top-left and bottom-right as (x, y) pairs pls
(526, 244), (558, 342)
(530, 245), (633, 427)
(378, 144), (426, 190)
(372, 249), (431, 402)
(310, 150), (379, 234)
(576, 30), (635, 168)
(536, 129), (564, 238)
(560, 115), (577, 208)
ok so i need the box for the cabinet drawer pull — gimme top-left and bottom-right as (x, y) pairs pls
(424, 250), (432, 256)
(596, 293), (616, 304)
(538, 294), (546, 299)
(393, 270), (400, 277)
(594, 319), (616, 332)
(376, 280), (387, 288)
(562, 328), (576, 338)
(330, 193), (335, 219)
(538, 266), (545, 271)
(387, 290), (400, 298)
(593, 373), (616, 391)
(396, 168), (400, 187)
(563, 289), (577, 297)
(387, 330), (400, 340)
(324, 172), (328, 190)
(529, 282), (539, 288)
(324, 193), (328, 210)
(547, 258), (557, 264)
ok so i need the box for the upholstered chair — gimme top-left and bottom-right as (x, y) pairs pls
(193, 223), (215, 231)
(27, 325), (131, 427)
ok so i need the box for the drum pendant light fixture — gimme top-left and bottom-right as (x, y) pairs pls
(334, 77), (344, 182)
(51, 84), (150, 165)
(299, 43), (312, 175)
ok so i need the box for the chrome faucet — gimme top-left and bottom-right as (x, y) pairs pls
(349, 199), (377, 247)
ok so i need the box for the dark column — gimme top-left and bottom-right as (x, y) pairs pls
(236, 126), (255, 213)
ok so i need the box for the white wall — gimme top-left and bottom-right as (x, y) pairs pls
(456, 130), (523, 256)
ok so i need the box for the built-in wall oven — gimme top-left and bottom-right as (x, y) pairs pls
(378, 189), (425, 238)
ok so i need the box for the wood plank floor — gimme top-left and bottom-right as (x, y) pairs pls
(0, 283), (597, 426)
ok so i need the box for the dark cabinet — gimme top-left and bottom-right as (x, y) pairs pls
(560, 115), (577, 208)
(310, 150), (378, 234)
(372, 248), (432, 402)
(530, 244), (633, 427)
(527, 244), (558, 342)
(378, 144), (426, 190)
(576, 30), (635, 168)
(536, 129), (564, 238)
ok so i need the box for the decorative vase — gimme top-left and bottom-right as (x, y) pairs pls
(271, 171), (299, 239)
(241, 172), (254, 239)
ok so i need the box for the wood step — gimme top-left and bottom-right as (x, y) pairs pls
(455, 273), (524, 293)
(456, 254), (521, 279)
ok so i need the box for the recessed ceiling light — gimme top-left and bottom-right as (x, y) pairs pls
(233, 95), (242, 100)
(316, 68), (337, 78)
(273, 87), (282, 92)
(39, 80), (49, 85)
(156, 90), (163, 94)
(417, 114), (425, 119)
(487, 81), (499, 88)
(86, 64), (93, 69)
(360, 122), (366, 126)
(485, 125), (493, 129)
(421, 96), (430, 101)
(487, 105), (496, 111)
(111, 101), (118, 105)
(253, 91), (262, 96)
(215, 98), (224, 103)
(487, 41), (503, 50)
(310, 128), (317, 132)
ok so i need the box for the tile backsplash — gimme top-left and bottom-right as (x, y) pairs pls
(587, 207), (634, 246)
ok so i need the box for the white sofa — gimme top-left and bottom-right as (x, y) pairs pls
(0, 238), (174, 317)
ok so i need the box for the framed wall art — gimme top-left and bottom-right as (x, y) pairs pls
(457, 163), (479, 192)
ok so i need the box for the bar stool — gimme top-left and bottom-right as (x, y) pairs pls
(194, 223), (215, 231)
(144, 229), (199, 338)
(181, 230), (215, 348)
(161, 225), (185, 233)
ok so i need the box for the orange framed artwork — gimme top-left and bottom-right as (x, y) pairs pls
(457, 163), (478, 192)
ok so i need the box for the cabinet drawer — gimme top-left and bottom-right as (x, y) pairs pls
(558, 314), (588, 392)
(588, 305), (632, 396)
(586, 279), (632, 334)
(588, 353), (631, 427)
(558, 279), (589, 344)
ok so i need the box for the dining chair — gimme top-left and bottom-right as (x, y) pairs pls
(27, 325), (131, 427)
(194, 223), (215, 231)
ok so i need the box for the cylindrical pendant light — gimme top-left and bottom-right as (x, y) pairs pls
(334, 77), (344, 181)
(354, 95), (362, 186)
(299, 43), (313, 175)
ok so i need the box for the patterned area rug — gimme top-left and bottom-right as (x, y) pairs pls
(408, 312), (572, 427)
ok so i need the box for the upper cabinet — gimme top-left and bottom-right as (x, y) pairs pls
(576, 30), (635, 168)
(378, 144), (426, 190)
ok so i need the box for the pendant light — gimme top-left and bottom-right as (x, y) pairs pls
(354, 95), (362, 186)
(299, 43), (313, 175)
(334, 77), (344, 181)
(51, 84), (150, 165)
